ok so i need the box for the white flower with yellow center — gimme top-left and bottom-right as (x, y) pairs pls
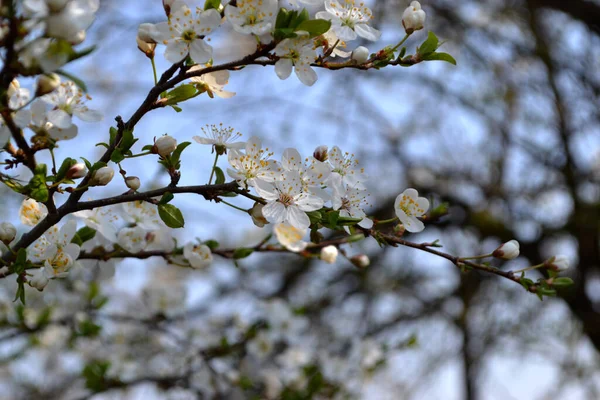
(193, 123), (245, 154)
(20, 198), (49, 226)
(227, 136), (279, 187)
(394, 188), (429, 233)
(316, 0), (381, 42)
(225, 0), (277, 36)
(153, 5), (221, 63)
(117, 226), (148, 253)
(122, 201), (163, 230)
(42, 80), (103, 130)
(183, 242), (213, 269)
(274, 37), (318, 87)
(189, 68), (236, 99)
(73, 206), (118, 242)
(327, 145), (367, 189)
(331, 176), (372, 228)
(28, 220), (80, 278)
(255, 171), (324, 230)
(274, 223), (308, 252)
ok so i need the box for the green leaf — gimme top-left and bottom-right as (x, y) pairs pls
(204, 239), (220, 250)
(233, 248), (254, 259)
(56, 69), (88, 92)
(337, 216), (364, 225)
(15, 248), (27, 272)
(27, 171), (49, 202)
(204, 0), (221, 10)
(76, 226), (96, 244)
(324, 211), (339, 230)
(159, 192), (174, 205)
(306, 211), (322, 225)
(119, 129), (137, 152)
(164, 84), (197, 106)
(82, 360), (111, 392)
(13, 282), (26, 305)
(551, 277), (574, 288)
(109, 127), (118, 146)
(422, 52), (457, 65)
(68, 45), (96, 63)
(56, 157), (77, 180)
(90, 161), (107, 172)
(81, 157), (92, 169)
(170, 141), (191, 168)
(110, 148), (125, 163)
(418, 31), (439, 56)
(141, 144), (153, 151)
(295, 19), (331, 37)
(0, 174), (26, 194)
(275, 7), (293, 29)
(290, 8), (310, 29)
(214, 166), (225, 185)
(158, 204), (185, 228)
(273, 27), (297, 41)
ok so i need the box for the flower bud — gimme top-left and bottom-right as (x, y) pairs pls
(66, 162), (87, 179)
(163, 0), (185, 16)
(313, 145), (328, 162)
(7, 79), (19, 98)
(351, 254), (370, 268)
(70, 30), (86, 45)
(0, 222), (16, 244)
(90, 166), (114, 186)
(320, 245), (338, 264)
(250, 203), (268, 227)
(29, 268), (49, 291)
(393, 223), (405, 236)
(544, 255), (570, 272)
(402, 1), (426, 34)
(351, 46), (370, 64)
(137, 36), (156, 58)
(492, 240), (520, 260)
(137, 23), (157, 58)
(35, 73), (60, 97)
(125, 176), (141, 191)
(153, 134), (177, 157)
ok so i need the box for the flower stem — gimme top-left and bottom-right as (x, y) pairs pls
(375, 217), (398, 225)
(150, 57), (158, 85)
(208, 152), (219, 184)
(459, 253), (493, 261)
(220, 200), (248, 212)
(49, 148), (57, 174)
(392, 33), (411, 52)
(125, 151), (152, 159)
(512, 263), (545, 274)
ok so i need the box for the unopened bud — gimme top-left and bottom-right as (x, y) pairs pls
(544, 255), (570, 272)
(393, 223), (405, 236)
(7, 79), (19, 98)
(313, 145), (328, 162)
(137, 23), (157, 58)
(70, 30), (86, 45)
(402, 1), (426, 34)
(125, 176), (141, 191)
(28, 268), (49, 291)
(250, 203), (268, 227)
(137, 36), (156, 58)
(320, 245), (338, 264)
(351, 46), (370, 64)
(90, 166), (114, 186)
(35, 73), (60, 97)
(492, 240), (520, 260)
(0, 222), (16, 244)
(351, 254), (370, 268)
(66, 162), (87, 179)
(153, 134), (177, 157)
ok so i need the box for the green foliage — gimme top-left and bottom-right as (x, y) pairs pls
(233, 247), (254, 259)
(417, 31), (457, 65)
(214, 166), (226, 184)
(71, 226), (96, 246)
(204, 0), (221, 10)
(164, 84), (198, 106)
(159, 192), (174, 205)
(274, 8), (331, 40)
(158, 203), (185, 228)
(26, 164), (49, 202)
(82, 360), (111, 392)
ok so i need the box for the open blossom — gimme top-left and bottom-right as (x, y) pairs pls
(331, 176), (373, 229)
(227, 136), (279, 187)
(225, 0), (278, 36)
(189, 67), (236, 99)
(254, 171), (324, 230)
(20, 198), (49, 226)
(327, 146), (367, 189)
(117, 226), (148, 253)
(122, 201), (163, 230)
(274, 38), (318, 86)
(153, 6), (221, 63)
(23, 0), (99, 41)
(42, 80), (103, 130)
(184, 242), (213, 269)
(322, 30), (351, 58)
(280, 148), (331, 199)
(316, 0), (381, 42)
(394, 188), (429, 233)
(193, 124), (245, 154)
(274, 223), (308, 252)
(28, 220), (80, 278)
(73, 206), (118, 242)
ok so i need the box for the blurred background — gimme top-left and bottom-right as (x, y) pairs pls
(1, 0), (600, 398)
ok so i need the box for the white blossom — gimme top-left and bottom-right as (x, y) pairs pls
(274, 38), (318, 86)
(154, 134), (177, 157)
(402, 1), (426, 34)
(42, 80), (103, 129)
(184, 242), (213, 269)
(0, 222), (17, 244)
(227, 136), (279, 187)
(225, 0), (278, 36)
(254, 171), (324, 230)
(90, 166), (114, 186)
(73, 206), (118, 243)
(20, 198), (49, 226)
(189, 68), (236, 99)
(327, 145), (367, 189)
(546, 255), (570, 271)
(117, 226), (148, 253)
(331, 175), (372, 229)
(493, 240), (520, 260)
(122, 201), (163, 231)
(29, 220), (80, 278)
(23, 0), (99, 41)
(316, 0), (381, 42)
(153, 6), (221, 63)
(394, 188), (429, 233)
(320, 245), (338, 263)
(193, 124), (244, 154)
(351, 45), (370, 63)
(274, 223), (308, 252)
(28, 267), (50, 291)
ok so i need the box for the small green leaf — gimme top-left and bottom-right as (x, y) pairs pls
(27, 174), (49, 202)
(551, 277), (574, 288)
(141, 144), (153, 151)
(306, 211), (322, 225)
(56, 157), (77, 180)
(214, 166), (225, 185)
(158, 204), (185, 228)
(109, 127), (118, 146)
(422, 52), (457, 65)
(295, 19), (332, 37)
(170, 141), (191, 168)
(76, 226), (96, 244)
(159, 192), (174, 205)
(164, 84), (197, 106)
(204, 0), (221, 10)
(90, 161), (107, 172)
(275, 7), (293, 29)
(233, 248), (254, 259)
(290, 8), (310, 28)
(204, 239), (220, 250)
(418, 31), (439, 56)
(81, 157), (92, 169)
(110, 148), (125, 163)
